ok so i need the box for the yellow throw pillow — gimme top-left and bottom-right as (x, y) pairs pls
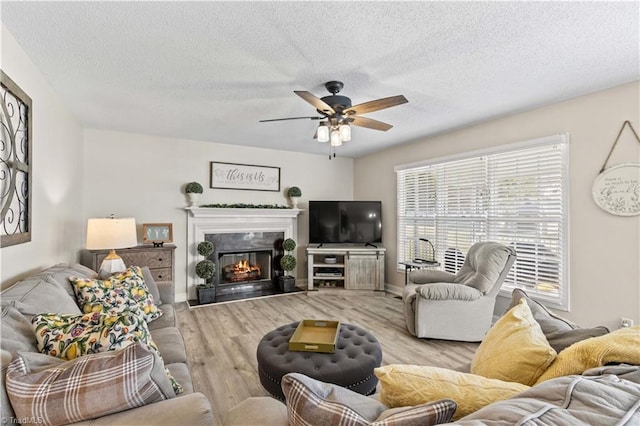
(470, 299), (557, 385)
(374, 364), (529, 420)
(536, 325), (640, 384)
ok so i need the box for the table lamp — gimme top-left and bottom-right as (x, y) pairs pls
(86, 216), (137, 277)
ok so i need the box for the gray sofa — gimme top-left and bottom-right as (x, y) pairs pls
(223, 287), (638, 425)
(1, 263), (213, 425)
(223, 365), (640, 425)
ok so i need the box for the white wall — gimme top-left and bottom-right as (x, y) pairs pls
(0, 25), (84, 289)
(354, 82), (640, 331)
(82, 129), (353, 301)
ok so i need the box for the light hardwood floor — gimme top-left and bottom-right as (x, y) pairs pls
(176, 292), (479, 425)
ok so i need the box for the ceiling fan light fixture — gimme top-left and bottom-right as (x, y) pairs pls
(339, 124), (351, 142)
(330, 129), (342, 147)
(261, 81), (408, 158)
(317, 122), (330, 143)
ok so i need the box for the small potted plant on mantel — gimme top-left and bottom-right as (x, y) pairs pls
(196, 241), (216, 304)
(185, 181), (204, 207)
(287, 186), (302, 208)
(279, 238), (297, 292)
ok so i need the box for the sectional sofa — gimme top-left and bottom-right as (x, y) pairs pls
(1, 263), (213, 425)
(224, 289), (640, 425)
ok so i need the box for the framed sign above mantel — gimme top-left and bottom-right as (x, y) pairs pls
(210, 161), (280, 192)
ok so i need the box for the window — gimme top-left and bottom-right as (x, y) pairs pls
(396, 134), (569, 309)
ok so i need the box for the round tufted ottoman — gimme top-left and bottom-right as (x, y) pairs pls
(256, 322), (382, 401)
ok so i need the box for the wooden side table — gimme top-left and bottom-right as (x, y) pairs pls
(399, 260), (441, 285)
(83, 244), (176, 284)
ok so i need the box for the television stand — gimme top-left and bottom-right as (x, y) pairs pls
(365, 242), (378, 248)
(306, 244), (385, 292)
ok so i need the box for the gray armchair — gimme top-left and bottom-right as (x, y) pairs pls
(402, 242), (516, 342)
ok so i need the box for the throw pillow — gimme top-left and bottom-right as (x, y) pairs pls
(470, 299), (557, 386)
(374, 365), (529, 420)
(32, 311), (156, 360)
(507, 288), (609, 352)
(141, 266), (163, 304)
(6, 343), (175, 426)
(1, 306), (38, 353)
(282, 372), (457, 426)
(536, 325), (640, 384)
(70, 266), (162, 323)
(31, 312), (182, 395)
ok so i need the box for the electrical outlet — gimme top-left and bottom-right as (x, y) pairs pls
(620, 318), (634, 328)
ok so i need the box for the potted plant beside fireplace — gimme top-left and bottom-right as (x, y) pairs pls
(287, 186), (302, 208)
(185, 181), (203, 207)
(196, 241), (216, 304)
(279, 238), (297, 292)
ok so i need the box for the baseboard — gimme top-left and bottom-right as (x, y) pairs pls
(385, 283), (403, 296)
(176, 291), (187, 303)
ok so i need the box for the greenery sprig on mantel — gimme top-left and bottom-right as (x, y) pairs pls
(199, 203), (291, 209)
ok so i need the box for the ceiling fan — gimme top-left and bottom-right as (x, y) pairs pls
(260, 81), (408, 157)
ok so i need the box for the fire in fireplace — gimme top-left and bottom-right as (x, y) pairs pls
(218, 250), (272, 285)
(224, 259), (262, 282)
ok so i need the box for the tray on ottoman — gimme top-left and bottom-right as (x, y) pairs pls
(288, 319), (340, 353)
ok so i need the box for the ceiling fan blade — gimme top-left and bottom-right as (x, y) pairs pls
(259, 116), (323, 123)
(348, 115), (393, 131)
(294, 91), (335, 114)
(344, 95), (408, 116)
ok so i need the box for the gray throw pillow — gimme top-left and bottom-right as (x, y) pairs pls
(281, 372), (457, 426)
(141, 266), (163, 305)
(507, 289), (609, 352)
(0, 306), (38, 353)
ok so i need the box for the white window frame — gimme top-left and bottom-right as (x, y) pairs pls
(395, 134), (570, 310)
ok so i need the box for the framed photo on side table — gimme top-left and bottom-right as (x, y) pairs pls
(143, 223), (173, 246)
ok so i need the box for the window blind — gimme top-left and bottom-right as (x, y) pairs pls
(396, 134), (569, 309)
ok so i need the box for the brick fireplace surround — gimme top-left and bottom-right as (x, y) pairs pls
(185, 207), (302, 302)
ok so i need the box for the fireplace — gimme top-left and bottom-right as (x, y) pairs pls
(186, 207), (302, 304)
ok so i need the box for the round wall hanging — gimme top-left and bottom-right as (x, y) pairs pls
(592, 163), (640, 216)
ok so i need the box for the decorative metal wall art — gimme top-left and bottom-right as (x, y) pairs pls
(1, 71), (32, 247)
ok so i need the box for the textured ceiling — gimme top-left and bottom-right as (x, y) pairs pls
(1, 1), (639, 158)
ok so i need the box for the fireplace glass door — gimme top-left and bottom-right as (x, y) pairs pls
(218, 250), (272, 284)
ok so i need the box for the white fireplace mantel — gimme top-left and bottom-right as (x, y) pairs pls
(185, 207), (303, 301)
(187, 207), (303, 219)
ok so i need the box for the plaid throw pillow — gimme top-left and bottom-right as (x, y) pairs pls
(282, 373), (457, 426)
(6, 343), (175, 426)
(70, 266), (162, 323)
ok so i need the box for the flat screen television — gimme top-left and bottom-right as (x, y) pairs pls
(309, 201), (382, 244)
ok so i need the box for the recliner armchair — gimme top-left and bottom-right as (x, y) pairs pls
(402, 241), (516, 342)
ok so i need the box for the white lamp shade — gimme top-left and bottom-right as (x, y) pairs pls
(317, 124), (330, 143)
(330, 129), (342, 146)
(339, 124), (351, 141)
(86, 217), (137, 250)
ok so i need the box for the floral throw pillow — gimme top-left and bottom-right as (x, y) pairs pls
(70, 266), (162, 323)
(31, 312), (183, 395)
